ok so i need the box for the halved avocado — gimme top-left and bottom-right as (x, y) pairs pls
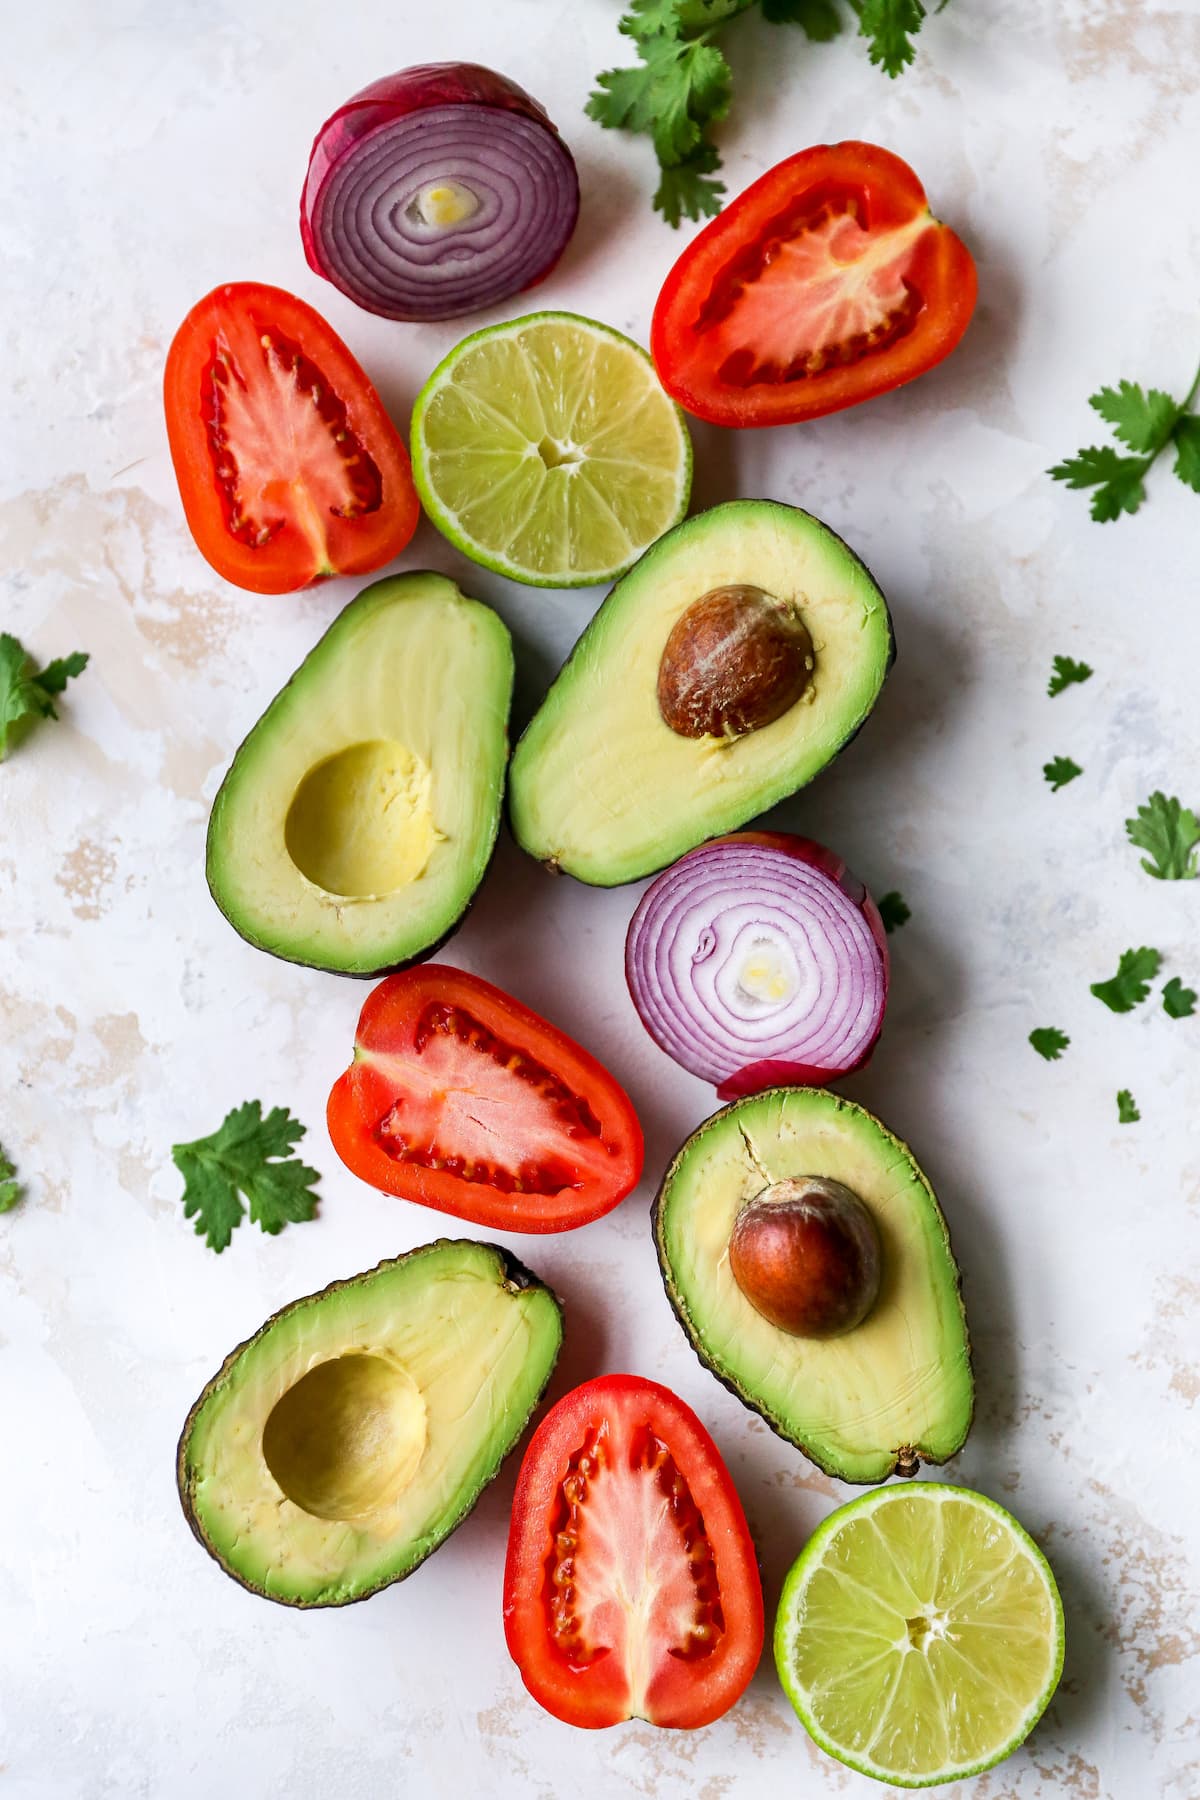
(207, 572), (513, 974)
(654, 1089), (972, 1484)
(508, 501), (893, 885)
(177, 1239), (562, 1606)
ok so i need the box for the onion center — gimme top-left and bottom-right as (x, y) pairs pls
(734, 936), (798, 1009)
(405, 179), (481, 230)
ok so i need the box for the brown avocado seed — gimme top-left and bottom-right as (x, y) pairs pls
(657, 584), (815, 740)
(728, 1176), (881, 1339)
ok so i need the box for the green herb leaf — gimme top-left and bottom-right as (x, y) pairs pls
(1047, 654), (1093, 698)
(623, 0), (687, 40)
(171, 1102), (320, 1254)
(1044, 756), (1083, 792)
(1090, 946), (1161, 1014)
(1090, 381), (1180, 455)
(1124, 791), (1200, 880)
(0, 633), (89, 761)
(1117, 1089), (1140, 1124)
(1048, 446), (1148, 522)
(1029, 1027), (1070, 1062)
(763, 0), (842, 35)
(857, 0), (928, 76)
(655, 145), (726, 224)
(877, 890), (911, 933)
(1162, 976), (1197, 1019)
(0, 1145), (20, 1214)
(1173, 415), (1200, 491)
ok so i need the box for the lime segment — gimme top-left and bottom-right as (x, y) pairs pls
(774, 1483), (1064, 1788)
(411, 312), (692, 587)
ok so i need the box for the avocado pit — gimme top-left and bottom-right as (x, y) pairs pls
(262, 1350), (427, 1520)
(728, 1175), (881, 1338)
(657, 584), (814, 740)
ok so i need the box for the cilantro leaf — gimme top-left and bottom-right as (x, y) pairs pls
(172, 1102), (320, 1253)
(1048, 445), (1148, 521)
(1047, 655), (1093, 697)
(857, 0), (928, 76)
(1124, 791), (1200, 880)
(763, 0), (842, 35)
(590, 0), (933, 222)
(1029, 1027), (1070, 1062)
(1090, 946), (1161, 1014)
(1163, 976), (1197, 1019)
(1117, 1089), (1140, 1124)
(1173, 415), (1200, 491)
(877, 890), (911, 933)
(1044, 756), (1083, 792)
(0, 1145), (20, 1214)
(0, 633), (89, 761)
(1090, 381), (1180, 455)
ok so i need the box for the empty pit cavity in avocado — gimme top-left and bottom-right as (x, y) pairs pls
(508, 500), (893, 886)
(261, 1351), (428, 1520)
(654, 1088), (972, 1484)
(205, 572), (514, 975)
(284, 739), (439, 899)
(176, 1239), (563, 1606)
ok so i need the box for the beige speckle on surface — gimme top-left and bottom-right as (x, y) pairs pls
(1, 1), (1198, 1796)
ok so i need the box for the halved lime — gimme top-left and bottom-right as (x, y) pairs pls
(410, 311), (692, 587)
(774, 1483), (1064, 1788)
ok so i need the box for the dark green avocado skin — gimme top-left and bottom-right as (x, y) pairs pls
(176, 1240), (563, 1608)
(650, 1095), (973, 1485)
(506, 501), (896, 886)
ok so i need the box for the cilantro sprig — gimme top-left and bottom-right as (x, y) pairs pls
(1125, 791), (1199, 881)
(0, 633), (88, 761)
(1090, 947), (1161, 1014)
(0, 1145), (21, 1214)
(877, 890), (911, 933)
(172, 1102), (321, 1253)
(1047, 655), (1092, 698)
(1116, 1089), (1140, 1124)
(1049, 363), (1200, 521)
(588, 1), (942, 224)
(1162, 978), (1196, 1020)
(1029, 1027), (1069, 1062)
(1044, 756), (1083, 792)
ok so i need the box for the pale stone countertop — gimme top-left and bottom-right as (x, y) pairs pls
(2, 2), (1199, 1796)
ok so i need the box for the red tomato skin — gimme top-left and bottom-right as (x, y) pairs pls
(503, 1375), (764, 1729)
(163, 281), (419, 593)
(651, 142), (977, 428)
(327, 966), (644, 1234)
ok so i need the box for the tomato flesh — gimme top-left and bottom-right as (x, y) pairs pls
(651, 143), (977, 428)
(327, 968), (643, 1232)
(504, 1376), (763, 1728)
(165, 282), (419, 593)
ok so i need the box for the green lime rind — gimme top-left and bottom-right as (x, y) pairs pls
(410, 310), (692, 589)
(774, 1482), (1065, 1789)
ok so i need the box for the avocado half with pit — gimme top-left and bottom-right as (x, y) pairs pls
(508, 500), (893, 885)
(654, 1089), (972, 1484)
(177, 1239), (562, 1606)
(207, 572), (514, 975)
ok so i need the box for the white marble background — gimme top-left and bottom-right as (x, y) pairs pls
(2, 2), (1199, 1795)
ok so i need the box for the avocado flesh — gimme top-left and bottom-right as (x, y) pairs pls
(654, 1089), (972, 1484)
(508, 501), (892, 886)
(177, 1240), (562, 1606)
(207, 573), (514, 974)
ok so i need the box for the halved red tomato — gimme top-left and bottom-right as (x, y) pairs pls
(651, 142), (977, 428)
(164, 282), (419, 592)
(327, 966), (644, 1233)
(504, 1375), (763, 1729)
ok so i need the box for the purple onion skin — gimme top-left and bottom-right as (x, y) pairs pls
(300, 64), (579, 322)
(626, 831), (891, 1102)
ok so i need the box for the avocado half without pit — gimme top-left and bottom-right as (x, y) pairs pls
(206, 572), (514, 976)
(177, 1240), (563, 1606)
(507, 500), (894, 885)
(654, 1088), (972, 1484)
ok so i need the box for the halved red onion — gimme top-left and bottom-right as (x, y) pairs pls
(625, 832), (889, 1101)
(300, 63), (580, 323)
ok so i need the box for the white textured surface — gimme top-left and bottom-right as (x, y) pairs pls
(2, 2), (1199, 1796)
